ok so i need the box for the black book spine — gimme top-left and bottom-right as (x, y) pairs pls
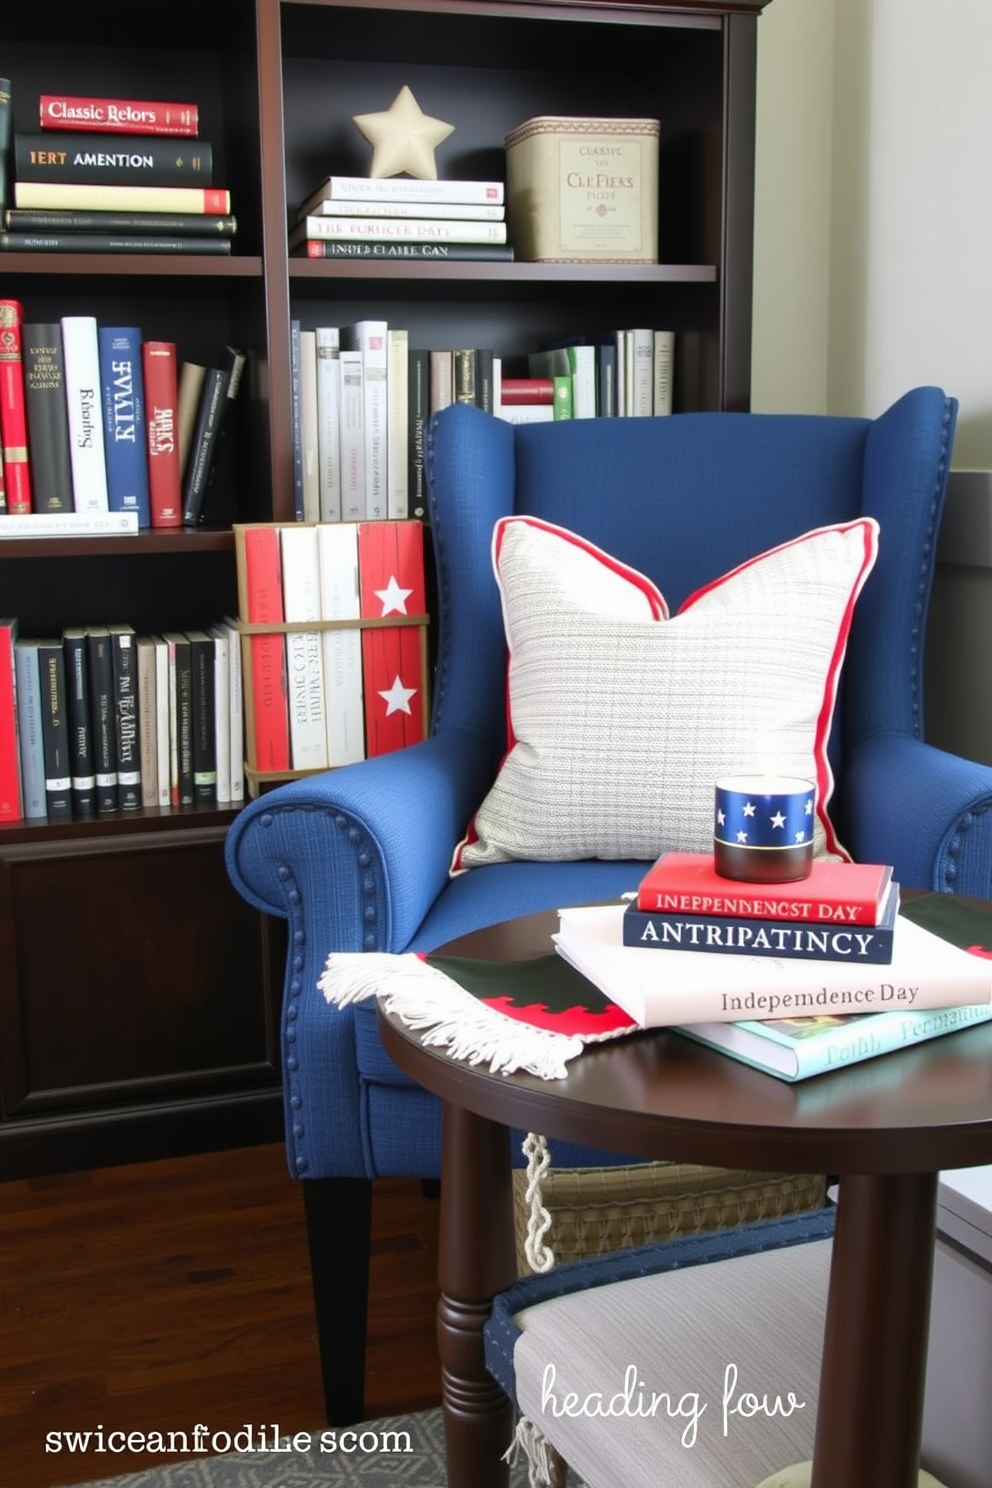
(0, 78), (11, 214)
(185, 630), (217, 803)
(14, 132), (212, 185)
(295, 239), (514, 261)
(110, 625), (141, 809)
(181, 346), (246, 526)
(37, 638), (73, 818)
(4, 209), (237, 235)
(173, 636), (194, 806)
(86, 627), (118, 813)
(475, 348), (495, 413)
(62, 628), (96, 815)
(0, 232), (231, 254)
(408, 348), (429, 522)
(22, 323), (74, 513)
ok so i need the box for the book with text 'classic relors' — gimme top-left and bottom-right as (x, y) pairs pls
(15, 133), (212, 185)
(636, 851), (894, 925)
(553, 901), (992, 1029)
(622, 877), (901, 965)
(39, 96), (198, 137)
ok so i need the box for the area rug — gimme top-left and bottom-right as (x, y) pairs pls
(58, 1406), (566, 1488)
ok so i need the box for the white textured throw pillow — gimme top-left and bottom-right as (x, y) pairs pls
(451, 515), (879, 873)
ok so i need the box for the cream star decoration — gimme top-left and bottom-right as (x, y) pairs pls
(352, 85), (454, 181)
(379, 675), (417, 716)
(770, 811), (786, 830)
(375, 574), (414, 616)
(742, 801), (756, 817)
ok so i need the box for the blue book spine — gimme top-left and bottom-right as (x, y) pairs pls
(14, 639), (47, 818)
(622, 897), (898, 965)
(98, 325), (151, 526)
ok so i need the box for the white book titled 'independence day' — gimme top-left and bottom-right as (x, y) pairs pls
(553, 902), (992, 1029)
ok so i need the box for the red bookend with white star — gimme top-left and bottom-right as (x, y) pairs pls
(358, 520), (427, 756)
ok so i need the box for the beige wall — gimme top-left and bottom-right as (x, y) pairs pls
(752, 0), (992, 466)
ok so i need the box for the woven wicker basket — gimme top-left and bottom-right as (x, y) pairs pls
(513, 1160), (827, 1273)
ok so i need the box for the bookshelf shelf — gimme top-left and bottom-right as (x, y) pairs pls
(0, 0), (771, 1179)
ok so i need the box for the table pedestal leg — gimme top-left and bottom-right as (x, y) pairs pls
(437, 1101), (517, 1488)
(811, 1171), (938, 1488)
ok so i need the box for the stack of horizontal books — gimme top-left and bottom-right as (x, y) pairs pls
(288, 174), (512, 262)
(554, 851), (992, 1082)
(1, 91), (235, 255)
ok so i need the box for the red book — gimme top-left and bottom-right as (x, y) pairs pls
(499, 377), (555, 406)
(358, 521), (427, 756)
(636, 851), (894, 926)
(39, 95), (198, 137)
(0, 618), (23, 821)
(0, 300), (32, 513)
(240, 525), (290, 773)
(142, 340), (182, 527)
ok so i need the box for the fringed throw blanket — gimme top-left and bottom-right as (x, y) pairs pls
(319, 948), (638, 1080)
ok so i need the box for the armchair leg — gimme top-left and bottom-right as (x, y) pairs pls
(303, 1175), (373, 1425)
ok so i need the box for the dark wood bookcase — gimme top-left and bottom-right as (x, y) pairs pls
(0, 0), (771, 1179)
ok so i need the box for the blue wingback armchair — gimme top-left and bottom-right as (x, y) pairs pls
(225, 387), (992, 1421)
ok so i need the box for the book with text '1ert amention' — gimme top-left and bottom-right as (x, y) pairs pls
(553, 900), (992, 1028)
(636, 851), (894, 925)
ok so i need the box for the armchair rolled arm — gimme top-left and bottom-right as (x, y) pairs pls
(224, 726), (494, 954)
(842, 731), (992, 897)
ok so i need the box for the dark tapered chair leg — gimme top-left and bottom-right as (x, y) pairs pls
(303, 1175), (373, 1425)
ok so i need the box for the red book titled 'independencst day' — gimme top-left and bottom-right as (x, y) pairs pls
(636, 851), (894, 926)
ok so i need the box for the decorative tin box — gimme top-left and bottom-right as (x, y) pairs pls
(504, 115), (660, 263)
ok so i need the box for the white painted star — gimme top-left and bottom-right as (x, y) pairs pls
(742, 801), (756, 817)
(770, 811), (786, 830)
(375, 574), (414, 616)
(794, 830), (807, 843)
(353, 85), (454, 181)
(736, 831), (749, 844)
(379, 674), (417, 716)
(716, 808), (725, 827)
(805, 798), (814, 814)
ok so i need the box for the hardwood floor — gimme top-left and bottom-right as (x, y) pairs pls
(0, 1144), (442, 1488)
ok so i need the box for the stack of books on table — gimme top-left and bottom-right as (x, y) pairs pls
(553, 851), (992, 1082)
(288, 174), (512, 262)
(2, 91), (235, 255)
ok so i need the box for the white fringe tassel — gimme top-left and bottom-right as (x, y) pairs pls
(503, 1415), (569, 1488)
(319, 952), (587, 1081)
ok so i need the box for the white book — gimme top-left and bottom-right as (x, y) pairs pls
(136, 636), (160, 807)
(495, 402), (555, 425)
(316, 522), (365, 768)
(0, 511), (137, 538)
(615, 330), (627, 416)
(493, 355), (502, 415)
(553, 902), (992, 1030)
(60, 315), (109, 512)
(653, 329), (675, 416)
(290, 216), (508, 247)
(220, 616), (244, 802)
(628, 328), (654, 416)
(387, 327), (409, 520)
(338, 349), (365, 522)
(209, 623), (231, 804)
(280, 525), (329, 771)
(342, 321), (388, 520)
(298, 329), (320, 522)
(297, 175), (505, 215)
(153, 636), (170, 807)
(315, 326), (342, 522)
(309, 198), (505, 221)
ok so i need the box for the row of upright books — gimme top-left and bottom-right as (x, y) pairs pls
(289, 173), (511, 262)
(0, 299), (244, 529)
(0, 617), (244, 824)
(292, 320), (677, 524)
(554, 851), (992, 1082)
(236, 518), (429, 794)
(0, 84), (236, 255)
